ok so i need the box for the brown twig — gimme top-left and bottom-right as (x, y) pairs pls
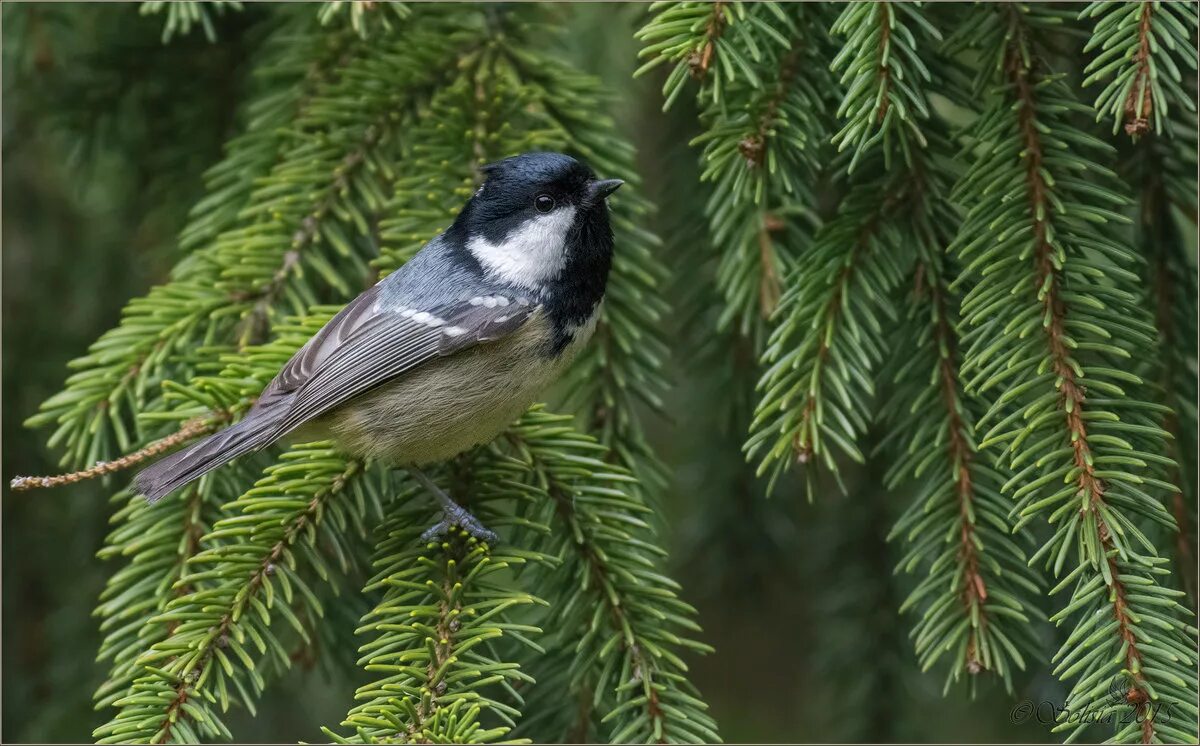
(687, 1), (728, 80)
(875, 3), (894, 123)
(10, 416), (217, 492)
(1122, 2), (1155, 137)
(924, 265), (990, 674)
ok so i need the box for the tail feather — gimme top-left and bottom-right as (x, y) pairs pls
(134, 411), (282, 503)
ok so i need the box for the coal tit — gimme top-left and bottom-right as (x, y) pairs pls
(135, 152), (623, 542)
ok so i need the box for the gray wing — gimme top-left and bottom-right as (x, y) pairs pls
(260, 288), (536, 441)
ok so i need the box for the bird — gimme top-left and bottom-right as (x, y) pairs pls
(134, 151), (623, 543)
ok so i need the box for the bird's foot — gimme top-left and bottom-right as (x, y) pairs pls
(410, 466), (499, 545)
(419, 501), (499, 545)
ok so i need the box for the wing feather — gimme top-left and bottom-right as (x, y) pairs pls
(262, 294), (535, 441)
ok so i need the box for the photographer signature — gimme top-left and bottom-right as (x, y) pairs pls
(1009, 675), (1179, 728)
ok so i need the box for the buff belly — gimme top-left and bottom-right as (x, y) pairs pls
(303, 312), (594, 465)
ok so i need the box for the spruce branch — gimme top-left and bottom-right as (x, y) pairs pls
(642, 3), (834, 349)
(635, 2), (791, 109)
(883, 191), (1044, 694)
(505, 410), (719, 744)
(88, 308), (351, 732)
(738, 3), (943, 493)
(950, 6), (1198, 741)
(325, 465), (554, 743)
(93, 442), (387, 744)
(1080, 0), (1199, 138)
(829, 1), (940, 170)
(745, 168), (910, 494)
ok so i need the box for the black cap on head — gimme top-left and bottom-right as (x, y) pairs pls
(469, 151), (621, 231)
(480, 151), (594, 182)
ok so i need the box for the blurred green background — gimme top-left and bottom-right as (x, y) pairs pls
(2, 3), (1066, 742)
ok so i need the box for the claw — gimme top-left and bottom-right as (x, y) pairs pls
(419, 503), (499, 545)
(408, 467), (499, 546)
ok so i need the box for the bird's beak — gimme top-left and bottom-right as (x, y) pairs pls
(586, 179), (624, 206)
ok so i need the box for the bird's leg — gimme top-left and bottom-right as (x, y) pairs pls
(410, 467), (499, 545)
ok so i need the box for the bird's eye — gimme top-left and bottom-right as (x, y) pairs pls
(534, 194), (555, 213)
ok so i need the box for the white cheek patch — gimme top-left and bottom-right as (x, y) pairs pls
(467, 206), (577, 289)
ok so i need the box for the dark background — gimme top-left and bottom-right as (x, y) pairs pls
(2, 3), (1077, 742)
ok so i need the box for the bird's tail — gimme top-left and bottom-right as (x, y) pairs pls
(134, 410), (281, 503)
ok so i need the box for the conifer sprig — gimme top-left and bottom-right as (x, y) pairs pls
(884, 199), (1044, 695)
(950, 6), (1197, 741)
(829, 1), (940, 169)
(1080, 0), (1199, 138)
(743, 2), (944, 491)
(745, 169), (909, 494)
(507, 410), (720, 744)
(88, 307), (385, 740)
(640, 3), (833, 348)
(326, 475), (554, 743)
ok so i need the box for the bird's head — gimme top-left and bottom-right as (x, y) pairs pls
(457, 151), (621, 293)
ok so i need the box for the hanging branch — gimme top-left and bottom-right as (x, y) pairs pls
(743, 1), (943, 494)
(744, 170), (909, 495)
(506, 410), (719, 744)
(1080, 1), (1199, 138)
(324, 461), (555, 743)
(950, 6), (1197, 742)
(1118, 112), (1199, 605)
(640, 3), (833, 349)
(882, 164), (1044, 693)
(829, 1), (939, 170)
